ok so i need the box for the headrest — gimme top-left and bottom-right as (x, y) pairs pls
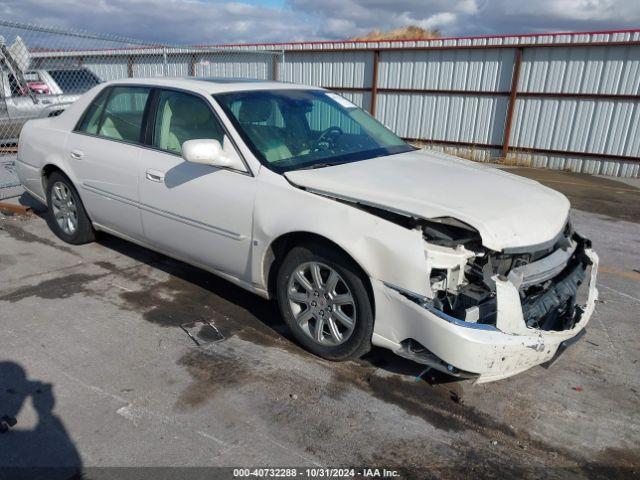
(238, 98), (273, 123)
(168, 95), (212, 124)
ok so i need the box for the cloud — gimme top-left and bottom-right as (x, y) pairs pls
(288, 0), (640, 38)
(0, 0), (318, 44)
(0, 0), (638, 45)
(471, 0), (640, 34)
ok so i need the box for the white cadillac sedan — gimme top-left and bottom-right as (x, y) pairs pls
(16, 78), (598, 383)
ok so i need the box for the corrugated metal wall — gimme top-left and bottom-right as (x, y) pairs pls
(195, 52), (273, 79)
(510, 46), (640, 165)
(371, 49), (513, 146)
(38, 51), (276, 82)
(32, 31), (640, 177)
(279, 51), (372, 89)
(272, 37), (640, 178)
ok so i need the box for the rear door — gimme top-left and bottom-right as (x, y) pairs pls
(66, 85), (151, 240)
(137, 88), (257, 280)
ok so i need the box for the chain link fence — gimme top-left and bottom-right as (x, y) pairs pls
(0, 19), (282, 200)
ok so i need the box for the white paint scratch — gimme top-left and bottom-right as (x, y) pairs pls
(196, 430), (229, 447)
(60, 370), (129, 404)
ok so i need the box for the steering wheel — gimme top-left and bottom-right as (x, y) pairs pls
(311, 126), (344, 152)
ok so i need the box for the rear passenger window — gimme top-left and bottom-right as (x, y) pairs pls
(98, 87), (150, 143)
(153, 90), (224, 154)
(77, 88), (109, 134)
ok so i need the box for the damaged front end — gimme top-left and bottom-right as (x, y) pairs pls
(386, 216), (599, 382)
(424, 219), (592, 331)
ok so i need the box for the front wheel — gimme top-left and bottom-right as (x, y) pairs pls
(276, 243), (374, 360)
(46, 172), (95, 245)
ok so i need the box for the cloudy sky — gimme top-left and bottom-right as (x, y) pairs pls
(1, 0), (639, 45)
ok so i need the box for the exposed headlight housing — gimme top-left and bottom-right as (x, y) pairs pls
(420, 217), (483, 249)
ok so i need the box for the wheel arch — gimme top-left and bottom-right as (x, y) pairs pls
(263, 231), (375, 316)
(41, 163), (83, 197)
(41, 164), (93, 223)
(41, 163), (67, 190)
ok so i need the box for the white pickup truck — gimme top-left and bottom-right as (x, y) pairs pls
(0, 37), (102, 143)
(0, 67), (102, 143)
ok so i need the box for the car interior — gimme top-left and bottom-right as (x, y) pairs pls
(154, 91), (224, 154)
(98, 88), (150, 143)
(237, 97), (295, 162)
(232, 94), (374, 164)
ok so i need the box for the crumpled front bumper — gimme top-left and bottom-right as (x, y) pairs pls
(370, 248), (599, 383)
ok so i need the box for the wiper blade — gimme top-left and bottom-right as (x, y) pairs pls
(295, 162), (341, 170)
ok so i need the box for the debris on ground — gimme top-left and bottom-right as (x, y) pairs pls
(449, 390), (462, 404)
(180, 320), (225, 346)
(0, 202), (33, 217)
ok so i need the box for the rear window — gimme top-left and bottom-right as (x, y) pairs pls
(75, 86), (151, 144)
(76, 88), (109, 135)
(48, 69), (100, 94)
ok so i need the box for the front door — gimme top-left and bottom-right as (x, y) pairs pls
(137, 89), (256, 280)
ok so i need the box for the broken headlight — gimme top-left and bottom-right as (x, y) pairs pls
(421, 217), (483, 249)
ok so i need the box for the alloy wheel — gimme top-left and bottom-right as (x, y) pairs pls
(51, 181), (78, 235)
(287, 261), (357, 346)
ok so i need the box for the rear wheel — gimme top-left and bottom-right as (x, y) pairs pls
(46, 172), (95, 244)
(276, 243), (373, 360)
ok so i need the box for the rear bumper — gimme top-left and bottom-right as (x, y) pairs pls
(15, 158), (46, 202)
(371, 248), (598, 383)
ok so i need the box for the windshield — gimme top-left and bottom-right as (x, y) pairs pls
(214, 89), (413, 172)
(48, 69), (101, 94)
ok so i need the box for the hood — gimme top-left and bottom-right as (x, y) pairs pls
(284, 150), (570, 251)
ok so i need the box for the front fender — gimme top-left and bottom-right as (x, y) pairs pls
(251, 172), (429, 297)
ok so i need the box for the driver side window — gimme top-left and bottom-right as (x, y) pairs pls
(153, 90), (224, 155)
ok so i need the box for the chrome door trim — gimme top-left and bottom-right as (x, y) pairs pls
(81, 182), (245, 241)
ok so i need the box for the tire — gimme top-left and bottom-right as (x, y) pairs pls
(46, 172), (95, 245)
(276, 242), (373, 361)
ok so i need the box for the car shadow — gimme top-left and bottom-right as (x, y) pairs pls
(19, 191), (462, 387)
(360, 348), (465, 386)
(163, 162), (221, 189)
(15, 191), (47, 214)
(0, 361), (83, 480)
(99, 233), (465, 386)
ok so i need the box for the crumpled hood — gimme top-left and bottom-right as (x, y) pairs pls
(284, 150), (570, 251)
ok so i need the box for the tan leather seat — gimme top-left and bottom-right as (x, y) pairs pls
(99, 116), (123, 140)
(156, 94), (222, 154)
(238, 98), (291, 162)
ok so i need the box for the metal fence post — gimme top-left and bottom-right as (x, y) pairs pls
(272, 53), (279, 81)
(502, 47), (523, 157)
(190, 53), (196, 76)
(280, 49), (285, 82)
(370, 49), (380, 117)
(162, 46), (168, 77)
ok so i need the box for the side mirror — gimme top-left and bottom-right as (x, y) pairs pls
(181, 138), (246, 172)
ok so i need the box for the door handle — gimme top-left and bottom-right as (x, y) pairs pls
(69, 150), (83, 160)
(145, 169), (165, 183)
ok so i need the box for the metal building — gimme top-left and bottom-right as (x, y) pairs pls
(13, 23), (640, 178)
(227, 30), (640, 177)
